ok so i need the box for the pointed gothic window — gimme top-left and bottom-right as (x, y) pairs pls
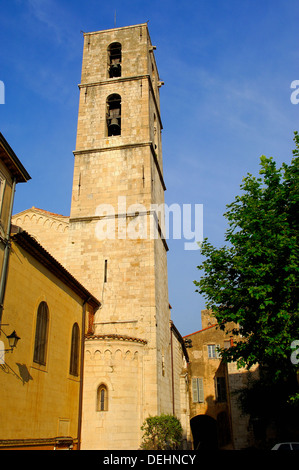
(33, 301), (49, 365)
(97, 384), (108, 411)
(69, 322), (80, 376)
(106, 94), (121, 136)
(108, 42), (122, 78)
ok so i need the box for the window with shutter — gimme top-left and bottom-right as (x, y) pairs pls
(208, 344), (221, 358)
(192, 377), (204, 403)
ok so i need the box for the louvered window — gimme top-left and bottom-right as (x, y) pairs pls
(208, 344), (221, 358)
(192, 377), (204, 403)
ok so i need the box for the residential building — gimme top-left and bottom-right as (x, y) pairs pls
(184, 309), (258, 450)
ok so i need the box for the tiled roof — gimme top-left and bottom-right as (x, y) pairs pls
(86, 334), (147, 344)
(11, 225), (100, 310)
(30, 206), (69, 218)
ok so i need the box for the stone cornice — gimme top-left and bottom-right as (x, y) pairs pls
(85, 333), (147, 345)
(12, 206), (69, 223)
(69, 210), (169, 252)
(73, 141), (166, 191)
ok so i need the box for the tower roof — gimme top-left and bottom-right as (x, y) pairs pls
(83, 22), (150, 36)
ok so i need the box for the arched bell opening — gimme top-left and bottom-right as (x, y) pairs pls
(108, 42), (122, 78)
(106, 94), (121, 136)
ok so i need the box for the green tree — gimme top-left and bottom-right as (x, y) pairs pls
(140, 414), (183, 450)
(194, 133), (299, 400)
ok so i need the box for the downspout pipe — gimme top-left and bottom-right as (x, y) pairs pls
(0, 177), (16, 327)
(170, 324), (175, 415)
(77, 296), (91, 450)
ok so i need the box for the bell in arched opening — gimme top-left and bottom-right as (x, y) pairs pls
(108, 42), (122, 78)
(108, 117), (121, 136)
(107, 94), (121, 136)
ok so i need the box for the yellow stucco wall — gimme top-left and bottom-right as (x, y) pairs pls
(0, 239), (86, 448)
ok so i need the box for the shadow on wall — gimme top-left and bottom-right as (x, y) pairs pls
(190, 403), (232, 450)
(190, 412), (218, 450)
(0, 362), (33, 384)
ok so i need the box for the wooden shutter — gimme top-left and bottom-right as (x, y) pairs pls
(198, 378), (204, 402)
(192, 378), (198, 402)
(192, 378), (204, 403)
(215, 377), (227, 402)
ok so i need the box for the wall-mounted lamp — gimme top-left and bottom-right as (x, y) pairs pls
(0, 326), (21, 352)
(6, 330), (21, 351)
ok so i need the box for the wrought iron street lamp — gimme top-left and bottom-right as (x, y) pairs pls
(0, 326), (21, 352)
(6, 330), (21, 350)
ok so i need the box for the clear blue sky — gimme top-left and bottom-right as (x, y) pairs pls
(0, 0), (298, 336)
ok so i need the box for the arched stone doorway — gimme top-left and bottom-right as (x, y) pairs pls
(190, 415), (218, 450)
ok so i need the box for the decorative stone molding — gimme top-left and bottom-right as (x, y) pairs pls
(86, 333), (147, 345)
(12, 207), (69, 233)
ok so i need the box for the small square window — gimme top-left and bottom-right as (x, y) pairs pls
(192, 377), (204, 403)
(208, 344), (221, 359)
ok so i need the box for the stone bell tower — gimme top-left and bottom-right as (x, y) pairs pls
(66, 23), (186, 450)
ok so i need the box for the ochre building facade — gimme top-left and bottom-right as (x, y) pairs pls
(0, 227), (99, 450)
(0, 133), (100, 450)
(184, 310), (258, 450)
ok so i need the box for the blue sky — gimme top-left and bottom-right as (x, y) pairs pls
(0, 0), (298, 336)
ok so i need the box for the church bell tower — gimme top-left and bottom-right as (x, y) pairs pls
(67, 23), (177, 450)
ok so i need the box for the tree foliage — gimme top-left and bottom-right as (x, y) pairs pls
(140, 414), (183, 450)
(194, 133), (299, 390)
